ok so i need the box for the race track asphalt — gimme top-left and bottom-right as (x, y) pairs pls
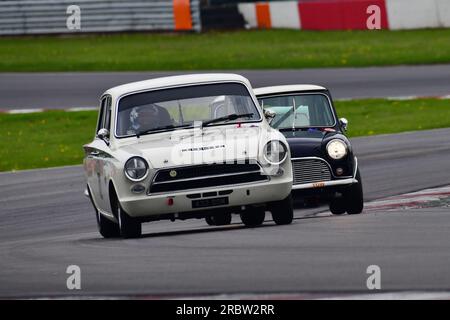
(1, 128), (449, 298)
(1, 64), (450, 110)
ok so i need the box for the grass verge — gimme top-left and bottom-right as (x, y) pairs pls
(1, 29), (450, 71)
(0, 98), (449, 172)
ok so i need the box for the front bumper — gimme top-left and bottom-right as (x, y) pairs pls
(292, 178), (358, 190)
(119, 179), (292, 218)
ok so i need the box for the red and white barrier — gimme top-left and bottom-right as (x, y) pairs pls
(299, 0), (388, 30)
(436, 0), (450, 28)
(237, 0), (450, 31)
(386, 0), (439, 30)
(270, 1), (301, 29)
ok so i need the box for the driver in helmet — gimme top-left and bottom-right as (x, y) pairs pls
(127, 104), (164, 135)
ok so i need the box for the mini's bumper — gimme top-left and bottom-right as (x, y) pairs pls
(292, 178), (358, 190)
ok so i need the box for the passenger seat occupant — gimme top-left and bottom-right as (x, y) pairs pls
(127, 104), (172, 135)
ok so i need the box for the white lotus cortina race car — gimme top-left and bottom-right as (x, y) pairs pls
(83, 74), (293, 238)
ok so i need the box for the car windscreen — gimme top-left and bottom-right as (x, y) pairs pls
(258, 94), (335, 129)
(116, 83), (260, 137)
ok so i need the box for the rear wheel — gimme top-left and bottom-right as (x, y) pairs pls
(87, 185), (120, 238)
(270, 194), (294, 225)
(205, 216), (215, 226)
(205, 213), (232, 226)
(240, 207), (265, 227)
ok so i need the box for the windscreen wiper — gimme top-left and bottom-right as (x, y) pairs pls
(136, 124), (192, 138)
(202, 113), (254, 127)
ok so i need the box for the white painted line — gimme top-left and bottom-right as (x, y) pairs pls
(321, 291), (450, 300)
(151, 291), (450, 300)
(67, 107), (97, 112)
(334, 98), (355, 102)
(7, 108), (44, 114)
(386, 96), (418, 101)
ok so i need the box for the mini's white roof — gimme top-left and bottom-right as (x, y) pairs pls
(253, 85), (326, 97)
(105, 73), (252, 97)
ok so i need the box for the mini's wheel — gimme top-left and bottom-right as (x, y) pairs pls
(206, 213), (232, 226)
(345, 170), (364, 215)
(330, 197), (346, 215)
(87, 185), (120, 238)
(240, 207), (265, 227)
(270, 194), (294, 225)
(116, 202), (142, 239)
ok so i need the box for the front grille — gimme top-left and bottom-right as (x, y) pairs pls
(149, 163), (267, 193)
(292, 158), (332, 185)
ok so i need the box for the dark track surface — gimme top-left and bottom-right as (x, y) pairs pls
(1, 128), (450, 298)
(1, 64), (450, 109)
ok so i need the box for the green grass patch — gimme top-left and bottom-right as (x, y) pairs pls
(335, 98), (450, 137)
(0, 111), (97, 171)
(1, 98), (449, 172)
(1, 29), (450, 71)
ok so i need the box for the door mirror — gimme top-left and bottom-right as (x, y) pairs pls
(264, 109), (276, 124)
(97, 128), (110, 144)
(339, 118), (348, 132)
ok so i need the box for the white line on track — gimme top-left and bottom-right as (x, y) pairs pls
(7, 108), (44, 114)
(1, 94), (450, 114)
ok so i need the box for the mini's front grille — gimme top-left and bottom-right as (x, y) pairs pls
(153, 163), (260, 182)
(292, 158), (332, 185)
(149, 163), (267, 193)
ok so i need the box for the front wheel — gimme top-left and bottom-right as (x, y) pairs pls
(87, 185), (120, 238)
(270, 194), (294, 225)
(345, 170), (364, 215)
(115, 201), (142, 239)
(96, 211), (121, 238)
(240, 207), (265, 227)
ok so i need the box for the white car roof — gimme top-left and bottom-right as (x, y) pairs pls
(104, 73), (253, 97)
(253, 85), (327, 97)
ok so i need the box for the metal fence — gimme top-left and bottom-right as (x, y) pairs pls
(0, 0), (201, 35)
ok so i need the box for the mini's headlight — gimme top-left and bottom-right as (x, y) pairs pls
(124, 157), (149, 181)
(326, 139), (348, 160)
(263, 140), (288, 165)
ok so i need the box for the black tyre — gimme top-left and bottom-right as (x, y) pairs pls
(345, 169), (364, 215)
(270, 194), (294, 225)
(117, 204), (142, 238)
(205, 213), (232, 226)
(329, 197), (346, 215)
(96, 211), (121, 238)
(87, 185), (120, 238)
(205, 216), (215, 226)
(240, 207), (265, 227)
(109, 185), (142, 238)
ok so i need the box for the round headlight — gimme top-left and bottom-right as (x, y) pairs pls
(124, 157), (149, 181)
(326, 139), (348, 160)
(263, 140), (288, 165)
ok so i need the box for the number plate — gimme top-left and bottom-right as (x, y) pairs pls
(192, 197), (229, 209)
